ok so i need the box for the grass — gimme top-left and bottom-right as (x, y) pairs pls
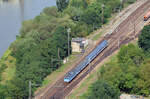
(124, 2), (135, 8)
(92, 31), (103, 41)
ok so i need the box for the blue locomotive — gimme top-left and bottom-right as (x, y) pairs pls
(64, 40), (108, 83)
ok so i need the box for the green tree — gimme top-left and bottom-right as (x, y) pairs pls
(52, 26), (71, 59)
(116, 73), (137, 93)
(81, 1), (111, 30)
(86, 79), (120, 99)
(43, 6), (59, 17)
(0, 85), (6, 99)
(97, 0), (121, 12)
(70, 0), (87, 8)
(81, 2), (103, 27)
(56, 0), (69, 12)
(64, 7), (83, 21)
(136, 59), (150, 96)
(9, 25), (71, 98)
(100, 64), (137, 94)
(126, 0), (136, 4)
(138, 25), (150, 51)
(117, 44), (144, 67)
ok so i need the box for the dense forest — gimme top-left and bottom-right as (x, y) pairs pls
(83, 25), (150, 99)
(0, 0), (136, 98)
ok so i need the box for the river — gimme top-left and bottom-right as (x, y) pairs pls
(0, 0), (56, 58)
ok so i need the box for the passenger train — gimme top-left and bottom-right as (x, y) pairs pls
(64, 40), (108, 83)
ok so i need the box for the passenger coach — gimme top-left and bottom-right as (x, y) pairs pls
(64, 40), (108, 83)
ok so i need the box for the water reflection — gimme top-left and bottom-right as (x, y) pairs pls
(0, 0), (56, 57)
(0, 0), (20, 5)
(19, 0), (24, 21)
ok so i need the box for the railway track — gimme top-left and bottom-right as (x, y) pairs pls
(34, 0), (150, 99)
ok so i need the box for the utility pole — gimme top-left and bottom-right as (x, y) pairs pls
(51, 57), (53, 69)
(29, 81), (41, 99)
(89, 61), (93, 75)
(89, 62), (91, 75)
(58, 48), (60, 59)
(29, 81), (32, 99)
(101, 4), (105, 24)
(93, 23), (94, 31)
(67, 28), (71, 57)
(120, 0), (123, 12)
(121, 0), (123, 8)
(51, 58), (62, 70)
(118, 38), (120, 49)
(133, 22), (136, 40)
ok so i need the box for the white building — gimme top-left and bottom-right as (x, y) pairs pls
(71, 38), (88, 53)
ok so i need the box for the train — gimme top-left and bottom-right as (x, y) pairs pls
(144, 11), (150, 21)
(64, 40), (108, 83)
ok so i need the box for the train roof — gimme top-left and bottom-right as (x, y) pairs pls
(65, 60), (85, 78)
(86, 40), (108, 60)
(64, 60), (88, 79)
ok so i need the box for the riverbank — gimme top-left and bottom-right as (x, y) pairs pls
(0, 0), (56, 58)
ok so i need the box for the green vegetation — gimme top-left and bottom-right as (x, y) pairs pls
(0, 0), (137, 98)
(85, 80), (120, 99)
(138, 25), (150, 52)
(56, 0), (69, 12)
(92, 32), (103, 41)
(9, 26), (70, 98)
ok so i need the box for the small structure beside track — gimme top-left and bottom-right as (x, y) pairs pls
(71, 38), (88, 53)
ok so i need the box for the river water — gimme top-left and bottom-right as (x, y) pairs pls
(0, 0), (56, 58)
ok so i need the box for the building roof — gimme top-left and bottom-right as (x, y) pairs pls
(72, 37), (85, 42)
